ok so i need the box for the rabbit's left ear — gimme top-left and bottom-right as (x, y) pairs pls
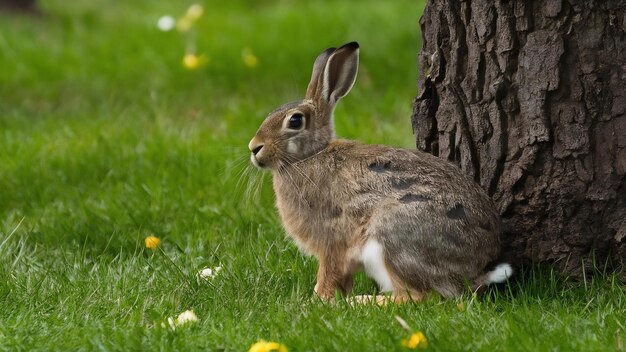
(306, 47), (336, 100)
(321, 41), (359, 106)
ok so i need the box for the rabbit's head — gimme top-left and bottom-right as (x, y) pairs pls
(248, 42), (359, 169)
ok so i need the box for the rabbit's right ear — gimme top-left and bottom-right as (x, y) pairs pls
(320, 42), (359, 107)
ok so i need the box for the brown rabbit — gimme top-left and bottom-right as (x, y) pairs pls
(248, 42), (512, 303)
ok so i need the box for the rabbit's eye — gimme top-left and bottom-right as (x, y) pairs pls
(287, 113), (305, 130)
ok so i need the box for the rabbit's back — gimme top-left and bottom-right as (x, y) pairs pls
(304, 140), (500, 230)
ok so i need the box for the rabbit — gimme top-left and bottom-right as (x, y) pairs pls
(248, 42), (512, 303)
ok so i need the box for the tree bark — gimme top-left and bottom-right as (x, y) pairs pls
(413, 0), (626, 278)
(0, 0), (37, 13)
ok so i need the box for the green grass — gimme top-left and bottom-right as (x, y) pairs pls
(0, 0), (625, 351)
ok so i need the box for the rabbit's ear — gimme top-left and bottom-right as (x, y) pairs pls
(306, 47), (336, 100)
(321, 42), (359, 106)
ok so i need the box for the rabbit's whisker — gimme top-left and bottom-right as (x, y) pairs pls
(277, 165), (311, 209)
(219, 154), (250, 178)
(277, 151), (318, 190)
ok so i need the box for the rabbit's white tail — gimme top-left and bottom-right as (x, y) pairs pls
(486, 263), (513, 284)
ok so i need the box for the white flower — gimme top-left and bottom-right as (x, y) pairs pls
(161, 309), (199, 330)
(198, 266), (222, 280)
(166, 317), (176, 329)
(157, 15), (175, 31)
(176, 310), (198, 325)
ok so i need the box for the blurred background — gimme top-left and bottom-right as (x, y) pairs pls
(0, 0), (424, 249)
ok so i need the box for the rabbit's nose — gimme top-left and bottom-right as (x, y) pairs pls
(248, 138), (264, 155)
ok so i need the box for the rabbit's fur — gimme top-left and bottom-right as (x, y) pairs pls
(248, 42), (511, 302)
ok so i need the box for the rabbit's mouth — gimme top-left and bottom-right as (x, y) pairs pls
(250, 153), (268, 169)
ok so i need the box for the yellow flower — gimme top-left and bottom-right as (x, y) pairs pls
(241, 48), (259, 68)
(401, 331), (428, 349)
(176, 17), (193, 32)
(243, 54), (259, 68)
(185, 4), (203, 21)
(456, 302), (466, 311)
(144, 236), (161, 249)
(176, 4), (203, 32)
(182, 54), (209, 70)
(248, 340), (288, 352)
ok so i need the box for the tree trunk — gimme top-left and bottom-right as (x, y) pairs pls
(412, 0), (626, 278)
(0, 0), (37, 12)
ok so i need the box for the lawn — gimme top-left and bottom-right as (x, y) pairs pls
(1, 0), (625, 351)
